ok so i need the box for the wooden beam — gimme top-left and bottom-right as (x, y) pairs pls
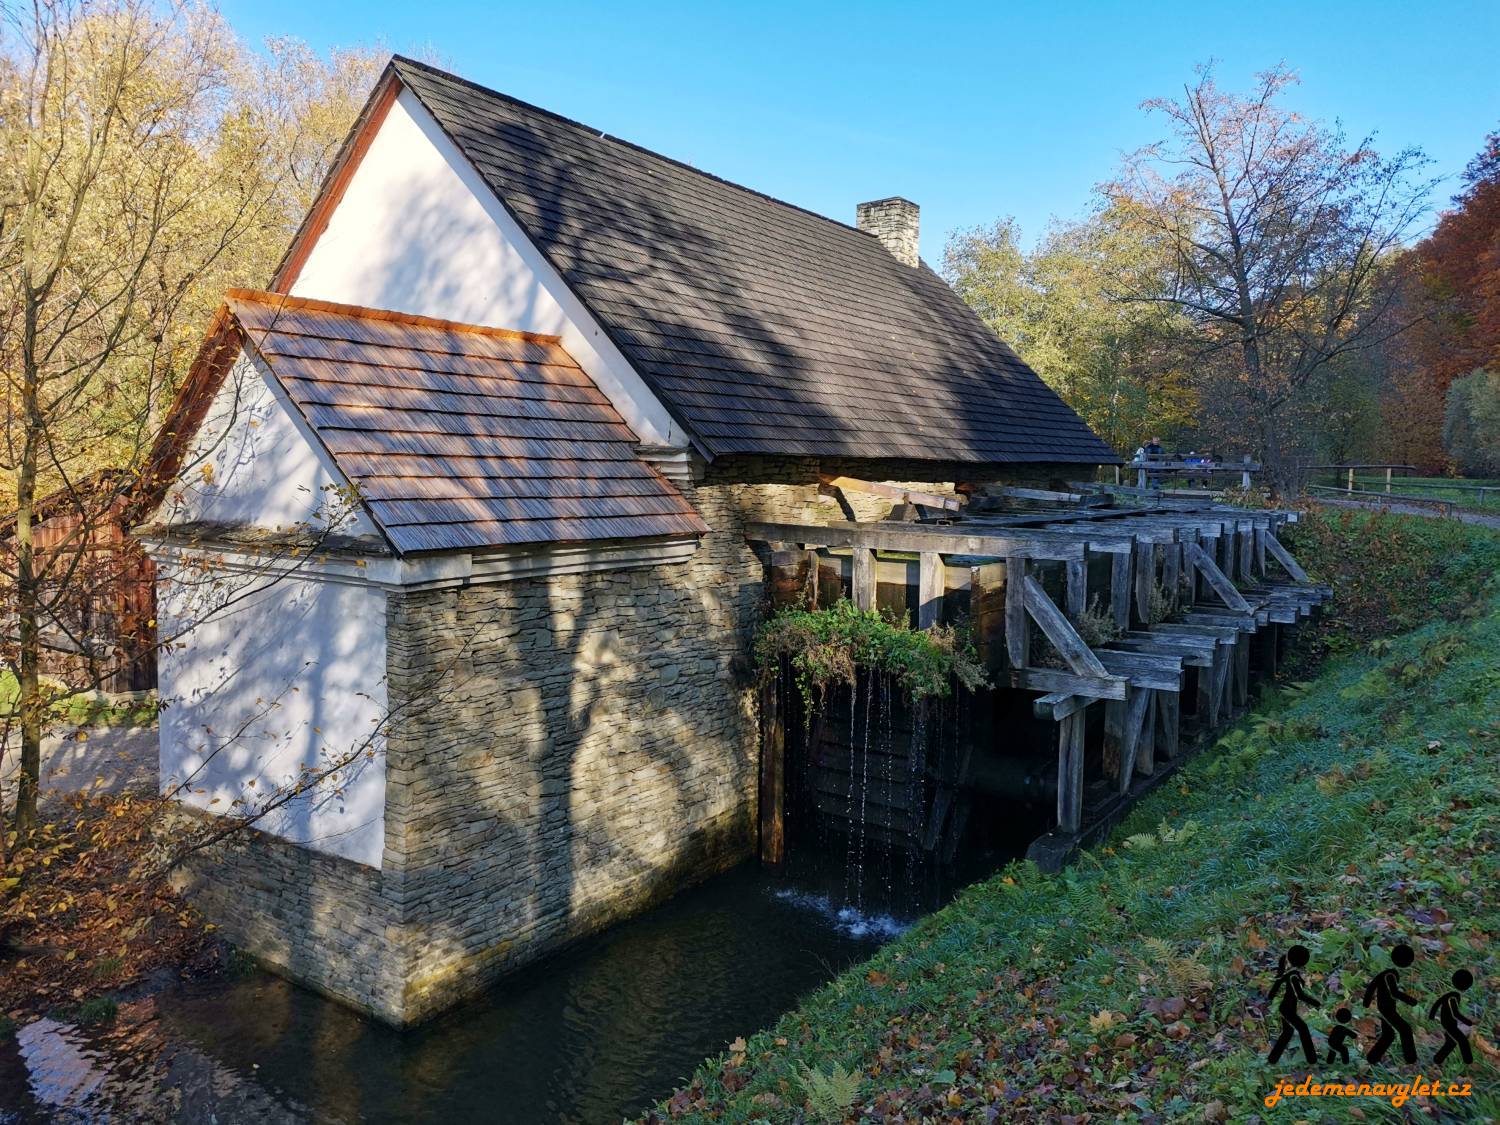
(1066, 557), (1087, 620)
(1110, 550), (1131, 631)
(1006, 558), (1030, 669)
(1184, 542), (1252, 613)
(758, 679), (785, 868)
(819, 475), (963, 512)
(1024, 575), (1110, 678)
(1058, 709), (1086, 833)
(1264, 533), (1311, 584)
(1013, 667), (1127, 700)
(985, 485), (1085, 504)
(745, 521), (1085, 561)
(852, 546), (875, 610)
(918, 551), (944, 629)
(1094, 648), (1183, 691)
(969, 562), (1007, 670)
(1197, 656), (1220, 728)
(1117, 685), (1152, 790)
(1137, 687), (1157, 776)
(1156, 690), (1180, 760)
(1134, 539), (1155, 624)
(1033, 691), (1088, 720)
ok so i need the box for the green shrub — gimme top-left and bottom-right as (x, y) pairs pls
(755, 599), (988, 710)
(1285, 509), (1500, 656)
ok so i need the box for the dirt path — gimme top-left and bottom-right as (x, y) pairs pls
(1312, 495), (1500, 530)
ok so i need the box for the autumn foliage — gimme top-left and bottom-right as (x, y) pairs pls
(0, 793), (214, 1021)
(1387, 129), (1500, 470)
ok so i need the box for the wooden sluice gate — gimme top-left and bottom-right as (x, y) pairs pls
(748, 490), (1330, 871)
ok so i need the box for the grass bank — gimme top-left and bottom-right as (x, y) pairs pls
(647, 512), (1500, 1122)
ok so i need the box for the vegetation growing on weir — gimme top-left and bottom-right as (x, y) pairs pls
(648, 512), (1500, 1121)
(755, 599), (989, 710)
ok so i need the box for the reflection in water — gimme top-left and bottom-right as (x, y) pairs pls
(0, 862), (930, 1124)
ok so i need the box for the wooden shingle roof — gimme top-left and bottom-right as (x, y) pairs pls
(207, 290), (707, 554)
(387, 58), (1117, 466)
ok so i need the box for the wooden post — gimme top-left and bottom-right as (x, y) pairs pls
(1385, 466), (1393, 493)
(1005, 557), (1030, 669)
(1058, 709), (1085, 834)
(852, 546), (875, 610)
(1104, 696), (1125, 782)
(1238, 522), (1252, 581)
(1162, 542), (1181, 611)
(1111, 550), (1131, 631)
(1065, 557), (1087, 621)
(917, 551), (944, 629)
(1116, 686), (1151, 793)
(1134, 540), (1154, 625)
(1157, 690), (1180, 760)
(1137, 688), (1156, 777)
(1347, 466), (1355, 492)
(1198, 655), (1221, 728)
(759, 677), (785, 868)
(1241, 454), (1252, 490)
(969, 562), (1006, 670)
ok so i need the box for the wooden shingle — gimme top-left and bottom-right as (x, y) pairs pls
(222, 290), (707, 555)
(389, 58), (1118, 466)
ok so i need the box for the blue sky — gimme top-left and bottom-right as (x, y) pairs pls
(224, 0), (1500, 263)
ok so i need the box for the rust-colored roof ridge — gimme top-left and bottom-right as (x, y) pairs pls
(223, 288), (564, 346)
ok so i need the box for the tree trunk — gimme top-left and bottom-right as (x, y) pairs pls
(12, 302), (43, 839)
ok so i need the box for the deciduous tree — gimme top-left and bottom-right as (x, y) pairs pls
(1105, 65), (1436, 490)
(945, 210), (1197, 454)
(0, 0), (380, 838)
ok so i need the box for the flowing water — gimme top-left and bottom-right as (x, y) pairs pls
(0, 862), (920, 1125)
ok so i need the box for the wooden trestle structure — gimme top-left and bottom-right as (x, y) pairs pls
(748, 496), (1330, 869)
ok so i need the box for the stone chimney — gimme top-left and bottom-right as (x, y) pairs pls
(856, 197), (920, 266)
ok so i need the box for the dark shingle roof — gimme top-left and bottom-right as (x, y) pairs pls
(391, 58), (1116, 466)
(223, 290), (707, 554)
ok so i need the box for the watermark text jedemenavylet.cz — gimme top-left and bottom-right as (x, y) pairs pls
(1264, 1073), (1472, 1109)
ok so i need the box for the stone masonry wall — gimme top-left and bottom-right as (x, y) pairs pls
(375, 456), (1081, 1023)
(167, 806), (406, 1020)
(179, 456), (1086, 1024)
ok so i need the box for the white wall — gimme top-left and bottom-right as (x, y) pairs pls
(289, 87), (687, 451)
(158, 350), (379, 540)
(156, 559), (389, 867)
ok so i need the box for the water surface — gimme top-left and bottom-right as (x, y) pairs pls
(1, 863), (906, 1124)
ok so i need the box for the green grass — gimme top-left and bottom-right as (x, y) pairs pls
(647, 514), (1500, 1122)
(1313, 473), (1500, 513)
(0, 670), (158, 728)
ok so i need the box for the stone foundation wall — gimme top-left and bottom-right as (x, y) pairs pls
(188, 456), (1087, 1024)
(167, 807), (405, 1020)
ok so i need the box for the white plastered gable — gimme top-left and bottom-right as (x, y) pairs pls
(286, 85), (691, 454)
(154, 347), (380, 542)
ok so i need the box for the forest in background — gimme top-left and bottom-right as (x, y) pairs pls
(945, 70), (1500, 482)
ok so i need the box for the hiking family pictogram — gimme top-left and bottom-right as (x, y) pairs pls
(1263, 941), (1479, 1068)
